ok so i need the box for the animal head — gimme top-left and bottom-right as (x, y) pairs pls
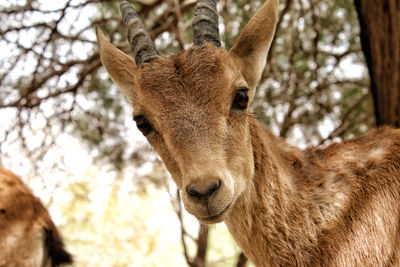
(97, 0), (279, 224)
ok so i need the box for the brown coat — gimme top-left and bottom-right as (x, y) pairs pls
(0, 168), (72, 267)
(97, 0), (400, 265)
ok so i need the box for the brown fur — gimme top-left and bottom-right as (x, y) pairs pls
(97, 0), (400, 265)
(224, 123), (400, 266)
(0, 168), (72, 267)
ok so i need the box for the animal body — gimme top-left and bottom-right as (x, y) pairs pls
(96, 0), (400, 265)
(0, 168), (72, 267)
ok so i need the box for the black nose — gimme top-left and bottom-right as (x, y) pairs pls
(186, 180), (221, 201)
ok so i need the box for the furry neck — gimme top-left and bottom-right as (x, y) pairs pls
(224, 118), (327, 266)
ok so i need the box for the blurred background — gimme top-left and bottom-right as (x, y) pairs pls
(0, 0), (398, 266)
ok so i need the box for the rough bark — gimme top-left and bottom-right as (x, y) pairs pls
(354, 0), (400, 127)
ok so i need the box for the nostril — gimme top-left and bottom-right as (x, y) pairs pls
(186, 180), (221, 200)
(188, 187), (200, 198)
(206, 180), (220, 196)
(187, 186), (205, 199)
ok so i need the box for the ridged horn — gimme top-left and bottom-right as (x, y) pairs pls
(120, 0), (159, 66)
(192, 0), (221, 47)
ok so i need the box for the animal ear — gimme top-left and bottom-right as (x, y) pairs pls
(229, 0), (279, 88)
(96, 27), (137, 102)
(43, 226), (73, 266)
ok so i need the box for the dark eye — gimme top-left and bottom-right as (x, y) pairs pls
(134, 115), (153, 136)
(232, 88), (249, 110)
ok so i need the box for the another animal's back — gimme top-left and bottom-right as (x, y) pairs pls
(0, 168), (72, 267)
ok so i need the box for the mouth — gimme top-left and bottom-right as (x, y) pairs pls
(198, 202), (231, 223)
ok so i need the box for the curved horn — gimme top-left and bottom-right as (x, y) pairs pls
(120, 0), (159, 66)
(192, 0), (221, 47)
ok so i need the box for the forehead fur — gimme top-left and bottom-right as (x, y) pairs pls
(134, 44), (234, 116)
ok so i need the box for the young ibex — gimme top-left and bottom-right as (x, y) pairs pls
(0, 168), (72, 267)
(96, 0), (400, 265)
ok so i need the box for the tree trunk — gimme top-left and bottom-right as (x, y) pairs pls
(354, 0), (400, 127)
(191, 224), (209, 267)
(236, 252), (248, 267)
